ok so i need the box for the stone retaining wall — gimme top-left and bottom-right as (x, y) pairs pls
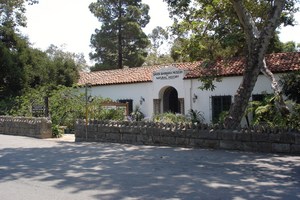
(0, 116), (52, 138)
(75, 120), (300, 154)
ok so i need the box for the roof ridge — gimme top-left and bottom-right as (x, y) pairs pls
(79, 52), (300, 86)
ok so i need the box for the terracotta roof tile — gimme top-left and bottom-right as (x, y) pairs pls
(78, 52), (300, 86)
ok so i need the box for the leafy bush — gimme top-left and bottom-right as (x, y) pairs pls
(287, 103), (300, 130)
(188, 109), (205, 124)
(88, 98), (126, 121)
(0, 97), (16, 115)
(130, 106), (145, 121)
(280, 71), (300, 103)
(9, 87), (47, 117)
(247, 94), (300, 130)
(51, 125), (64, 138)
(49, 85), (85, 129)
(153, 112), (189, 124)
(94, 108), (125, 121)
(8, 85), (126, 137)
(216, 111), (229, 125)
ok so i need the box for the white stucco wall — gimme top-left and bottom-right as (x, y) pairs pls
(88, 70), (280, 124)
(191, 74), (279, 123)
(88, 82), (153, 118)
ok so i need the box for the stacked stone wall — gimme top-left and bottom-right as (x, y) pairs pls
(0, 116), (52, 138)
(75, 120), (300, 154)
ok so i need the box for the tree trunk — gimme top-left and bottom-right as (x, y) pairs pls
(225, 0), (286, 129)
(224, 52), (261, 128)
(118, 0), (123, 69)
(260, 59), (290, 116)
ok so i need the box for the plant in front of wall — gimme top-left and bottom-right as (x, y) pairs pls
(130, 105), (145, 121)
(245, 94), (300, 131)
(188, 109), (205, 124)
(49, 85), (85, 132)
(88, 98), (126, 121)
(153, 112), (189, 124)
(51, 124), (64, 138)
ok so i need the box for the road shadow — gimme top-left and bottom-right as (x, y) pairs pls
(0, 135), (299, 200)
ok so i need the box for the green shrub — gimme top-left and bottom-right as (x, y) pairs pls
(130, 106), (145, 121)
(188, 109), (205, 124)
(247, 94), (300, 130)
(51, 124), (64, 138)
(9, 87), (46, 117)
(153, 112), (189, 124)
(88, 98), (125, 121)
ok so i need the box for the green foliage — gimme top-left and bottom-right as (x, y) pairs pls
(280, 70), (300, 103)
(144, 27), (173, 66)
(166, 0), (299, 63)
(170, 37), (190, 62)
(0, 28), (29, 97)
(48, 86), (85, 129)
(8, 85), (125, 132)
(153, 112), (189, 124)
(0, 97), (16, 115)
(167, 0), (245, 62)
(9, 87), (46, 117)
(0, 0), (38, 28)
(247, 94), (300, 130)
(51, 124), (64, 138)
(143, 53), (174, 66)
(88, 98), (125, 121)
(93, 108), (124, 121)
(0, 0), (39, 97)
(167, 0), (299, 62)
(282, 41), (299, 52)
(188, 109), (205, 124)
(289, 103), (300, 130)
(45, 45), (81, 87)
(166, 0), (299, 128)
(0, 43), (81, 108)
(153, 110), (205, 124)
(148, 26), (169, 50)
(89, 0), (150, 70)
(130, 106), (145, 121)
(216, 111), (229, 125)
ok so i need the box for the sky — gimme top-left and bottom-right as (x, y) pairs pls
(21, 0), (300, 65)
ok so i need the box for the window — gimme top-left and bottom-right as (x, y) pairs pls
(212, 95), (232, 123)
(118, 99), (133, 114)
(252, 94), (267, 102)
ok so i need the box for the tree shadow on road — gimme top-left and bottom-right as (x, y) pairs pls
(0, 136), (299, 200)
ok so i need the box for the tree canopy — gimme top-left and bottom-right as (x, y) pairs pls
(280, 70), (300, 103)
(165, 0), (299, 128)
(0, 0), (39, 97)
(89, 0), (150, 71)
(144, 26), (173, 66)
(166, 0), (299, 61)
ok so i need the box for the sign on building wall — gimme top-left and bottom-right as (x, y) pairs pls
(153, 67), (184, 81)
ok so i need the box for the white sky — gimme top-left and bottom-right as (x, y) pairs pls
(21, 0), (300, 65)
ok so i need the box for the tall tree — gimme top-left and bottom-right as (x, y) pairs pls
(144, 26), (173, 66)
(45, 45), (80, 87)
(165, 0), (298, 128)
(282, 41), (299, 52)
(89, 0), (150, 71)
(0, 0), (38, 97)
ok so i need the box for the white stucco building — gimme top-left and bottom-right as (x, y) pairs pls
(79, 52), (300, 124)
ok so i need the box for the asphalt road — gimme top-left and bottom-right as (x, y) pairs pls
(0, 134), (299, 200)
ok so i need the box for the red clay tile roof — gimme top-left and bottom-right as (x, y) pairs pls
(78, 52), (300, 86)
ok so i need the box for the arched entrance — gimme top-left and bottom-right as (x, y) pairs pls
(163, 87), (180, 113)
